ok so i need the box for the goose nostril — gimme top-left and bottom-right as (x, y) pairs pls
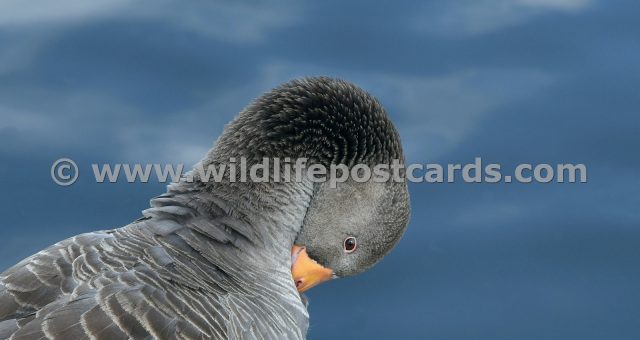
(295, 279), (304, 288)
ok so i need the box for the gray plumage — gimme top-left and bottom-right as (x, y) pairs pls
(0, 77), (410, 339)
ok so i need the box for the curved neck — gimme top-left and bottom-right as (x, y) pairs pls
(204, 78), (403, 169)
(151, 174), (314, 268)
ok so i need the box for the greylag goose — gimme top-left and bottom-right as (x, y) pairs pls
(0, 77), (410, 339)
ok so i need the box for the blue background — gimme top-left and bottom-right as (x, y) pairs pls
(1, 1), (638, 339)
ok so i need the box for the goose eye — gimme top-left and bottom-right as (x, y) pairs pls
(343, 237), (357, 253)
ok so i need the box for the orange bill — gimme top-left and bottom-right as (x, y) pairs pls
(291, 245), (333, 292)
